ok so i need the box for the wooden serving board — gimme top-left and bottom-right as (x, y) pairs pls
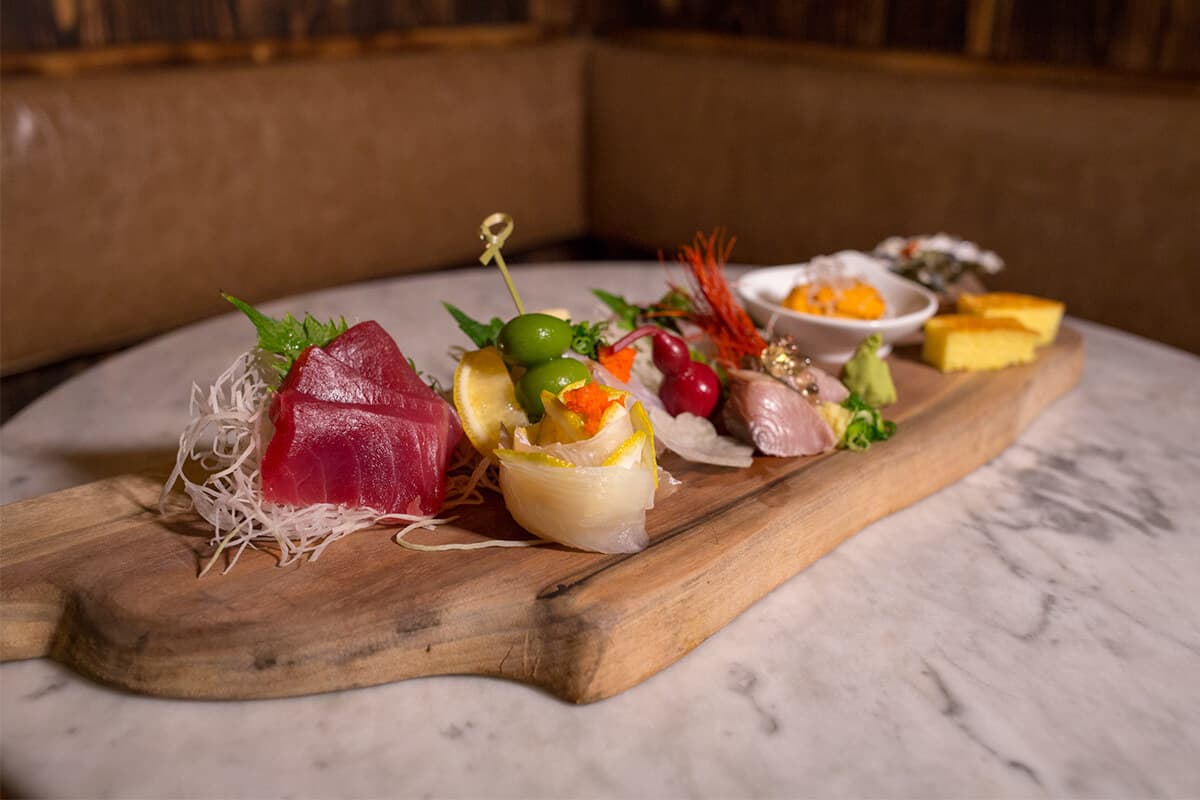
(0, 330), (1083, 703)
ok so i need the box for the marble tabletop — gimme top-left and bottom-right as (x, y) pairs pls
(2, 263), (1199, 800)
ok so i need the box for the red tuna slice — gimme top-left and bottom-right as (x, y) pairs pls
(277, 346), (463, 453)
(280, 346), (410, 408)
(262, 391), (454, 516)
(322, 321), (437, 400)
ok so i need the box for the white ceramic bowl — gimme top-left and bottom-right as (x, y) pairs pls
(736, 250), (938, 363)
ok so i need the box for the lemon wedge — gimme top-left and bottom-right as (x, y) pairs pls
(628, 401), (658, 486)
(602, 431), (648, 468)
(539, 388), (588, 443)
(453, 347), (529, 457)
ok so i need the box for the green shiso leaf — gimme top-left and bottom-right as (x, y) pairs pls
(224, 293), (347, 378)
(592, 287), (690, 333)
(591, 289), (640, 331)
(442, 302), (505, 349)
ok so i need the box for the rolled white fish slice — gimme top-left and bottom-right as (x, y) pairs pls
(513, 405), (635, 467)
(497, 458), (655, 553)
(647, 408), (754, 469)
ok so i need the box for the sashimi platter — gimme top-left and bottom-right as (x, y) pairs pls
(0, 214), (1084, 703)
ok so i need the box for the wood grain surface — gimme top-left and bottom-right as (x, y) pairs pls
(0, 330), (1083, 703)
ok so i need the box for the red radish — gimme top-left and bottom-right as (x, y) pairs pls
(660, 362), (721, 418)
(608, 326), (722, 418)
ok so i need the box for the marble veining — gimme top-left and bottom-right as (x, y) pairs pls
(2, 264), (1199, 799)
(726, 662), (781, 735)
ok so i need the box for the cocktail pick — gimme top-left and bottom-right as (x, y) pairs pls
(478, 212), (524, 316)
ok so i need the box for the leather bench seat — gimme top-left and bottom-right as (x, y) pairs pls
(590, 39), (1200, 354)
(1, 41), (587, 373)
(3, 35), (1198, 371)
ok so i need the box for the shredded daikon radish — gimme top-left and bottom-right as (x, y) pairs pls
(160, 350), (463, 576)
(440, 443), (499, 509)
(393, 452), (549, 552)
(393, 528), (543, 552)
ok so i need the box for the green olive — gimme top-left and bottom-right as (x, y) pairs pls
(496, 313), (574, 367)
(517, 357), (589, 419)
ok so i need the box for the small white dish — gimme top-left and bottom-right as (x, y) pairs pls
(736, 250), (938, 363)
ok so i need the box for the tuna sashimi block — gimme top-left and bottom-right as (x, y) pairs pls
(276, 346), (463, 457)
(323, 321), (439, 400)
(280, 346), (450, 417)
(261, 322), (463, 516)
(263, 392), (455, 516)
(280, 346), (412, 408)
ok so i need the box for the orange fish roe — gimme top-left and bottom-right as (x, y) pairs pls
(562, 382), (625, 437)
(597, 346), (636, 383)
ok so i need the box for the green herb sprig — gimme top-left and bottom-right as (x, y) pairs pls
(592, 288), (691, 333)
(592, 289), (640, 331)
(442, 302), (505, 349)
(224, 294), (347, 378)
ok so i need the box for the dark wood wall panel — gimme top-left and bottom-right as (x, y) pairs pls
(968, 0), (1199, 72)
(580, 0), (1198, 75)
(1, 0), (1197, 75)
(0, 0), (532, 51)
(887, 0), (967, 51)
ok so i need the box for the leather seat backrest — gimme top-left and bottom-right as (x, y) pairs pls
(1, 41), (587, 373)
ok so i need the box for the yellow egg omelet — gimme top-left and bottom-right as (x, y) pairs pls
(922, 315), (1040, 372)
(956, 292), (1064, 346)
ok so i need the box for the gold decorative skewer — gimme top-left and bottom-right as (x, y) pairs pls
(478, 212), (524, 316)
